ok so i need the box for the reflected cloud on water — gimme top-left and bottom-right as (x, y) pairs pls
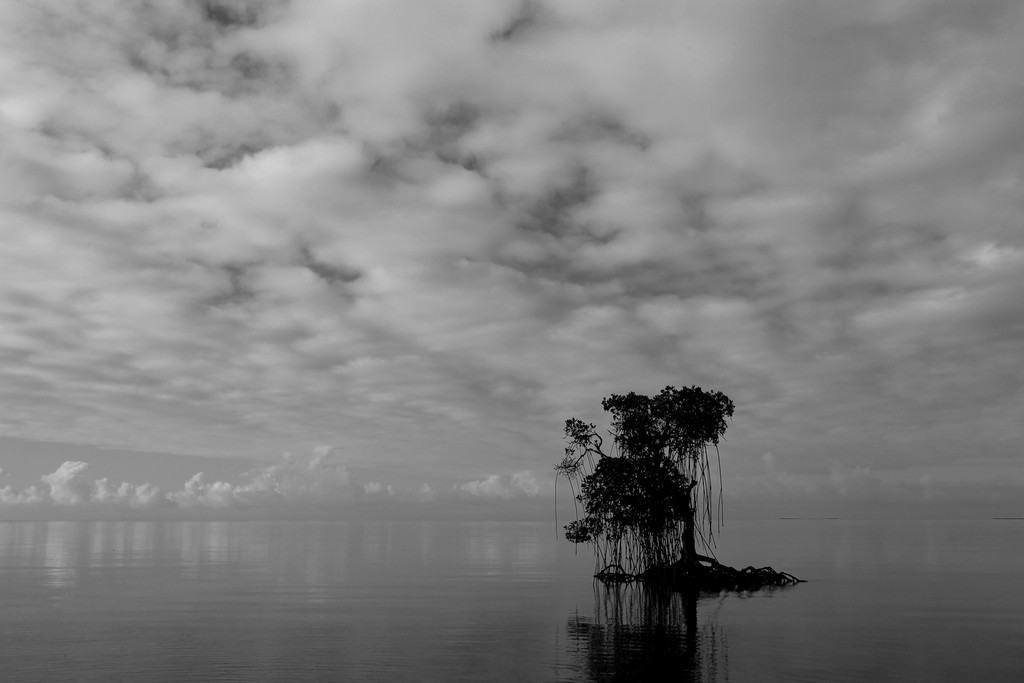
(0, 519), (553, 592)
(565, 583), (732, 683)
(0, 521), (357, 599)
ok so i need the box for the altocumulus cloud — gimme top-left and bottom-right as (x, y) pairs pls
(1, 0), (1023, 514)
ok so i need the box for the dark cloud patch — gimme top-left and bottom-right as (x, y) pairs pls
(810, 278), (912, 311)
(816, 195), (952, 274)
(120, 8), (213, 74)
(198, 140), (269, 169)
(678, 192), (712, 234)
(489, 245), (775, 311)
(432, 350), (550, 424)
(450, 153), (484, 174)
(486, 165), (624, 287)
(426, 102), (485, 170)
(363, 150), (404, 186)
(226, 51), (280, 83)
(515, 165), (599, 238)
(490, 1), (546, 43)
(297, 245), (361, 287)
(119, 166), (163, 202)
(626, 251), (778, 304)
(490, 171), (791, 305)
(551, 112), (651, 151)
(424, 102), (480, 146)
(203, 263), (258, 309)
(906, 0), (1022, 43)
(129, 44), (292, 96)
(393, 101), (489, 173)
(200, 0), (280, 31)
(114, 4), (293, 97)
(361, 106), (488, 188)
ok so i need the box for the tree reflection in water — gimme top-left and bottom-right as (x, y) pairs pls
(565, 582), (728, 682)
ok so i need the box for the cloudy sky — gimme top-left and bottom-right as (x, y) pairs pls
(1, 0), (1022, 519)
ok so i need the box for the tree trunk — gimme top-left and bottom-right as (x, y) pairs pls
(682, 504), (696, 564)
(681, 481), (697, 565)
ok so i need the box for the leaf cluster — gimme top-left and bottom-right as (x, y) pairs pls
(601, 386), (734, 463)
(578, 455), (691, 537)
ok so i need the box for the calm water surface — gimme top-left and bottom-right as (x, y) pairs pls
(0, 519), (1021, 681)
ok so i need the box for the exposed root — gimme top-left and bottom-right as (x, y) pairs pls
(596, 556), (804, 593)
(594, 564), (636, 583)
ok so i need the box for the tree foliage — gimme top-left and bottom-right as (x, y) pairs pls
(555, 386), (735, 579)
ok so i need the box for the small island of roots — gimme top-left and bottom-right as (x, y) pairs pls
(555, 386), (803, 593)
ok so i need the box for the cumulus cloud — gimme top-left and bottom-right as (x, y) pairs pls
(167, 472), (241, 509)
(363, 481), (395, 497)
(92, 478), (164, 508)
(168, 447), (354, 507)
(0, 450), (357, 511)
(0, 468), (45, 506)
(0, 486), (44, 506)
(40, 461), (94, 505)
(459, 471), (548, 499)
(1, 0), (1023, 509)
(0, 452), (560, 518)
(29, 461), (164, 508)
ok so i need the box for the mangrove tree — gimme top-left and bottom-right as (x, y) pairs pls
(555, 385), (801, 591)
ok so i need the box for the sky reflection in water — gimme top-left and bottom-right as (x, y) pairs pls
(0, 520), (1022, 682)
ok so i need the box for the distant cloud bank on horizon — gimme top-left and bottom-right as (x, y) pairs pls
(0, 449), (553, 517)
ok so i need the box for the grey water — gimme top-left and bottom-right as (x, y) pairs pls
(0, 518), (1021, 681)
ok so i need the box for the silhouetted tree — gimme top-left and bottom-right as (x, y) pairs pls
(556, 386), (800, 590)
